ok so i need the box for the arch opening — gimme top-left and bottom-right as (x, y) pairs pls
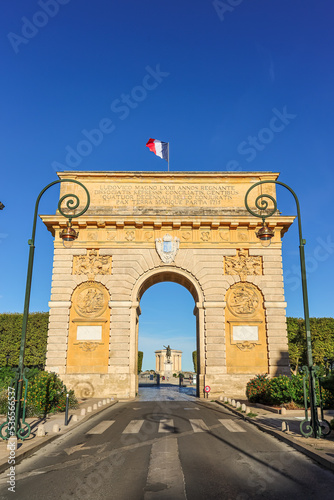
(132, 269), (204, 398)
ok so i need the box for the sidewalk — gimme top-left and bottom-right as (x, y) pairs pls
(215, 398), (334, 472)
(0, 396), (118, 474)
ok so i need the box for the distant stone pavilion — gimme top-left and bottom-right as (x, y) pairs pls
(155, 349), (182, 376)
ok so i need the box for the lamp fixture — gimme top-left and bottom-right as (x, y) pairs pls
(59, 220), (78, 248)
(255, 221), (275, 247)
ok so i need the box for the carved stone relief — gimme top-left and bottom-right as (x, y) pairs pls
(73, 249), (112, 277)
(155, 234), (180, 264)
(73, 341), (104, 352)
(200, 231), (210, 242)
(125, 230), (135, 241)
(235, 341), (257, 351)
(87, 231), (98, 241)
(106, 231), (117, 241)
(226, 282), (262, 317)
(219, 230), (229, 241)
(224, 249), (262, 281)
(73, 282), (109, 318)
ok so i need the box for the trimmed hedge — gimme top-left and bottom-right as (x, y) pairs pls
(0, 312), (48, 368)
(246, 373), (334, 409)
(138, 351), (143, 373)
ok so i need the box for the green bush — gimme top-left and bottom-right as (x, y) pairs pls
(246, 373), (334, 409)
(25, 371), (78, 417)
(246, 374), (271, 404)
(268, 375), (292, 405)
(320, 375), (334, 409)
(289, 374), (304, 405)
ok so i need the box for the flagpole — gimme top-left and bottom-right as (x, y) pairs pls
(167, 142), (170, 172)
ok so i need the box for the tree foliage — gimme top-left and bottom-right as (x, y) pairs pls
(192, 350), (197, 373)
(138, 351), (143, 373)
(287, 317), (334, 372)
(0, 312), (48, 368)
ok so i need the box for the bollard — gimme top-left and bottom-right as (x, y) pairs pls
(72, 414), (78, 422)
(236, 401), (241, 408)
(87, 406), (92, 413)
(37, 425), (46, 437)
(98, 401), (102, 407)
(52, 424), (60, 433)
(281, 421), (289, 432)
(65, 393), (69, 426)
(223, 397), (228, 403)
(93, 404), (98, 410)
(102, 399), (106, 405)
(241, 403), (247, 413)
(227, 398), (231, 404)
(107, 398), (110, 403)
(231, 399), (236, 407)
(80, 408), (86, 416)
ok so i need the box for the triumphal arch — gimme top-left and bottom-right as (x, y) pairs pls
(41, 171), (293, 399)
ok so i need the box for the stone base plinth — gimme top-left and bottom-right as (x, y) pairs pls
(60, 373), (132, 399)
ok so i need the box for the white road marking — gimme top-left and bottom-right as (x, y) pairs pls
(123, 419), (145, 434)
(184, 407), (199, 410)
(158, 419), (174, 433)
(144, 437), (186, 499)
(86, 420), (115, 435)
(189, 419), (209, 432)
(219, 419), (246, 432)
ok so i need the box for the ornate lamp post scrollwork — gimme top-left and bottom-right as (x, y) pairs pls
(0, 179), (90, 441)
(245, 180), (324, 439)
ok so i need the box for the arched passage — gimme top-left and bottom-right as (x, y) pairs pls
(130, 268), (205, 397)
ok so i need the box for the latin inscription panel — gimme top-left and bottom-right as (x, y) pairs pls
(93, 183), (239, 207)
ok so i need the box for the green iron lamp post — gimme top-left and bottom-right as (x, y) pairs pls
(244, 180), (322, 439)
(0, 179), (90, 440)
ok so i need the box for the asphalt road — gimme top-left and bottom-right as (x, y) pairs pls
(1, 397), (334, 500)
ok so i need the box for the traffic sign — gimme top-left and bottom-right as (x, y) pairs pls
(204, 386), (211, 393)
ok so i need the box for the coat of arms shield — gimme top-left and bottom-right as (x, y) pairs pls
(155, 234), (180, 263)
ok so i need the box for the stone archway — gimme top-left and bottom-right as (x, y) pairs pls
(130, 267), (205, 397)
(42, 171), (293, 399)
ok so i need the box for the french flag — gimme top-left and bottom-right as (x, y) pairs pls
(146, 138), (169, 161)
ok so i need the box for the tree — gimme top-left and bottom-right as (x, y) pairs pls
(192, 350), (197, 373)
(287, 317), (334, 372)
(138, 351), (143, 373)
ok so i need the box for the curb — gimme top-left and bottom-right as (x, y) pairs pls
(0, 400), (118, 475)
(215, 400), (334, 473)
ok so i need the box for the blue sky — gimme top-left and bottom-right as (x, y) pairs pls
(1, 1), (334, 371)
